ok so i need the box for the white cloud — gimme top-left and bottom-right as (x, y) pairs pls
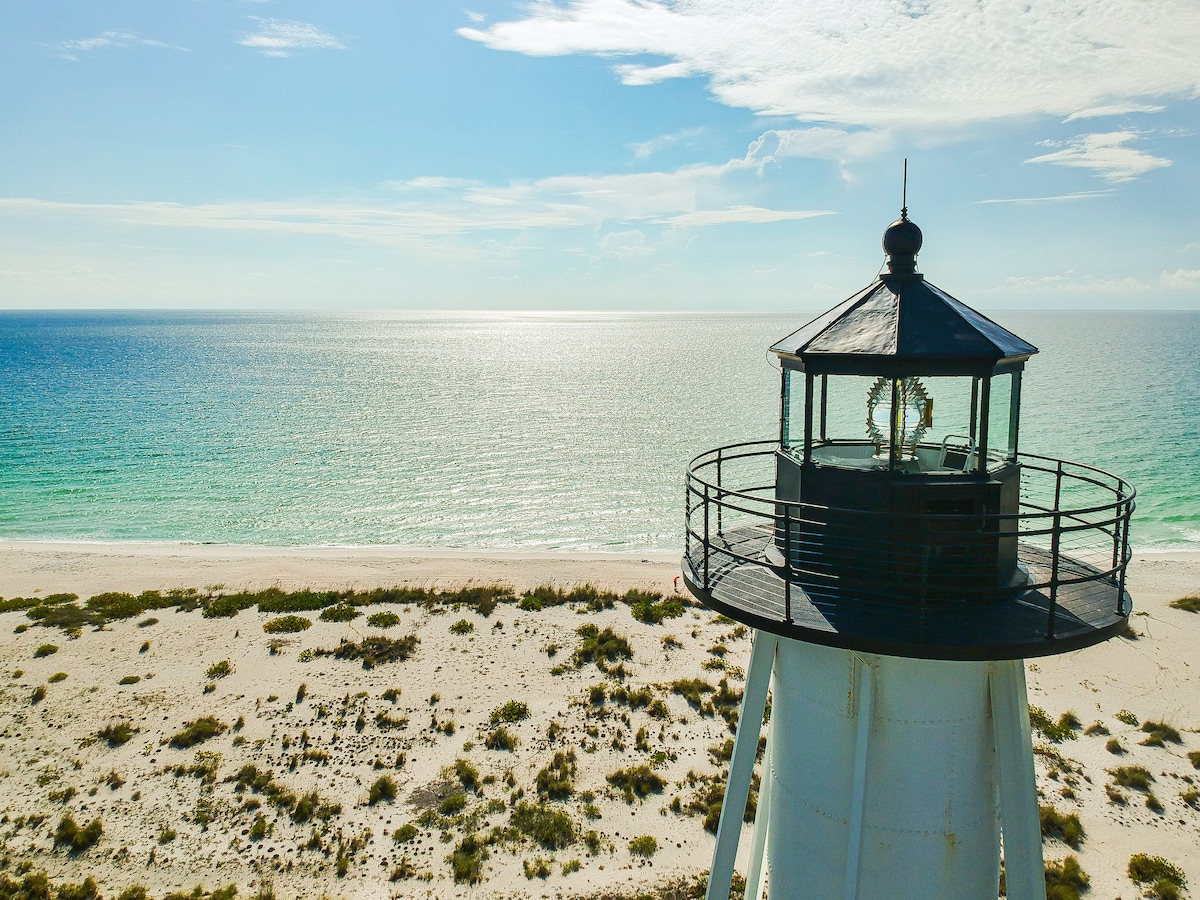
(975, 190), (1115, 205)
(998, 273), (1148, 293)
(658, 206), (832, 227)
(746, 128), (894, 168)
(239, 19), (345, 57)
(1160, 268), (1200, 288)
(1026, 131), (1172, 182)
(459, 0), (1200, 131)
(599, 229), (651, 258)
(58, 31), (180, 56)
(629, 127), (705, 159)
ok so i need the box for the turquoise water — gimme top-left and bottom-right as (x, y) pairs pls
(1, 310), (1197, 553)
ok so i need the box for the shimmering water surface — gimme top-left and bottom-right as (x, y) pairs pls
(2, 310), (1197, 552)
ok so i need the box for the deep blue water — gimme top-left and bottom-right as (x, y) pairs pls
(1, 310), (1197, 553)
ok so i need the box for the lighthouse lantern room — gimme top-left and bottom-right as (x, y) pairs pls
(683, 207), (1136, 900)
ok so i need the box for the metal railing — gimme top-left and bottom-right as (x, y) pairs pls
(684, 441), (1136, 631)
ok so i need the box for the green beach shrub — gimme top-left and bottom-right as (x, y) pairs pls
(54, 814), (103, 853)
(606, 765), (666, 803)
(1168, 594), (1200, 612)
(368, 776), (397, 805)
(1039, 804), (1085, 848)
(309, 634), (419, 668)
(1139, 720), (1182, 746)
(319, 603), (360, 622)
(1109, 765), (1153, 790)
(1115, 708), (1139, 726)
(1044, 855), (1089, 900)
(510, 801), (575, 850)
(34, 644), (59, 658)
(393, 823), (419, 844)
(97, 722), (138, 748)
(629, 835), (658, 858)
(366, 610), (400, 628)
(205, 659), (233, 679)
(671, 678), (714, 709)
(1128, 854), (1187, 899)
(573, 624), (633, 669)
(263, 615), (312, 634)
(490, 700), (530, 724)
(486, 726), (518, 750)
(523, 857), (552, 879)
(118, 675), (141, 685)
(535, 751), (577, 800)
(449, 834), (489, 884)
(169, 716), (227, 749)
(48, 672), (68, 683)
(449, 618), (475, 635)
(30, 685), (46, 704)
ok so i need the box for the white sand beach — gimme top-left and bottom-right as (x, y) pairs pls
(0, 543), (1197, 899)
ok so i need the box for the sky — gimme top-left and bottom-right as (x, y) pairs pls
(2, 1), (1199, 311)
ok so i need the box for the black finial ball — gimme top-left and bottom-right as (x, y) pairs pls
(883, 217), (923, 258)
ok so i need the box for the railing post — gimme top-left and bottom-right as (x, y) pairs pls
(703, 483), (711, 592)
(716, 448), (723, 536)
(1113, 501), (1123, 619)
(1047, 461), (1063, 639)
(783, 503), (793, 624)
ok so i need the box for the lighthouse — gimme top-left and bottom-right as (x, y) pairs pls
(682, 209), (1136, 900)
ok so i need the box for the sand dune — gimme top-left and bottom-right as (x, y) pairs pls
(0, 543), (1197, 898)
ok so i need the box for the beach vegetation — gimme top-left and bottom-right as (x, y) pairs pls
(1043, 855), (1089, 900)
(13, 623), (28, 633)
(573, 624), (633, 670)
(1039, 804), (1085, 847)
(439, 792), (468, 815)
(137, 617), (158, 627)
(1189, 750), (1200, 769)
(381, 686), (400, 702)
(1106, 737), (1124, 754)
(606, 765), (666, 803)
(449, 834), (489, 884)
(119, 675), (141, 685)
(1028, 706), (1081, 742)
(486, 726), (518, 750)
(1168, 594), (1200, 612)
(366, 610), (400, 628)
(205, 659), (233, 679)
(393, 823), (419, 844)
(34, 643), (59, 657)
(48, 671), (68, 683)
(31, 685), (46, 704)
(536, 750), (577, 800)
(169, 716), (227, 749)
(1146, 792), (1164, 812)
(85, 591), (150, 621)
(490, 700), (530, 724)
(249, 813), (270, 841)
(510, 801), (575, 849)
(671, 678), (713, 709)
(1115, 708), (1140, 726)
(96, 721), (138, 748)
(139, 640), (151, 653)
(1181, 787), (1199, 808)
(369, 776), (398, 805)
(1139, 720), (1182, 746)
(1083, 720), (1109, 736)
(1128, 854), (1187, 900)
(158, 825), (177, 843)
(449, 618), (475, 635)
(263, 615), (311, 634)
(523, 856), (552, 879)
(49, 786), (77, 804)
(610, 683), (654, 709)
(561, 859), (582, 875)
(54, 814), (103, 853)
(319, 603), (360, 622)
(309, 634), (419, 668)
(629, 835), (658, 858)
(452, 758), (481, 792)
(375, 710), (408, 730)
(628, 590), (684, 625)
(1109, 765), (1153, 790)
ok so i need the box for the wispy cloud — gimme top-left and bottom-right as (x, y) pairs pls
(998, 272), (1148, 293)
(629, 127), (705, 160)
(1160, 268), (1200, 288)
(459, 0), (1200, 133)
(975, 190), (1115, 205)
(1026, 131), (1172, 182)
(239, 19), (345, 57)
(0, 160), (824, 246)
(58, 31), (183, 58)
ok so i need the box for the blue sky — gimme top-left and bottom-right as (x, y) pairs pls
(2, 1), (1198, 310)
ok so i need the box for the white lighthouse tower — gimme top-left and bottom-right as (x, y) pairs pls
(682, 209), (1136, 900)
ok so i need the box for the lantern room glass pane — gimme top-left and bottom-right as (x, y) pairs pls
(987, 372), (1017, 465)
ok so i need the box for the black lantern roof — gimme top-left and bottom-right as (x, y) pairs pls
(771, 216), (1037, 377)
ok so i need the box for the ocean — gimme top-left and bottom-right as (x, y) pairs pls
(1, 309), (1197, 554)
